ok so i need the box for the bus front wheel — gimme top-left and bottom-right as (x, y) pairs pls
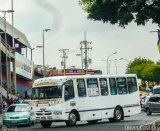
(65, 112), (77, 126)
(40, 121), (52, 128)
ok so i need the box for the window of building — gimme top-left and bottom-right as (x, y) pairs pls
(64, 80), (74, 101)
(116, 77), (127, 94)
(109, 78), (117, 95)
(87, 78), (99, 96)
(127, 77), (138, 93)
(99, 78), (108, 96)
(77, 79), (86, 97)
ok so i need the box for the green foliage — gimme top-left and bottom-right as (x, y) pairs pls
(79, 0), (160, 27)
(126, 57), (160, 82)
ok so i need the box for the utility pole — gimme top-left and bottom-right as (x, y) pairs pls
(59, 49), (69, 75)
(80, 32), (92, 74)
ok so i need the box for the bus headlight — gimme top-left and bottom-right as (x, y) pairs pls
(53, 111), (62, 115)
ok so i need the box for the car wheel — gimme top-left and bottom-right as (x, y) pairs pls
(65, 112), (77, 126)
(146, 108), (152, 115)
(40, 121), (52, 128)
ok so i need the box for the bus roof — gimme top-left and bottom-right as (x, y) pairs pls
(32, 74), (137, 88)
(153, 86), (160, 89)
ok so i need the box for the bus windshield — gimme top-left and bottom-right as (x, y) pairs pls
(31, 86), (62, 100)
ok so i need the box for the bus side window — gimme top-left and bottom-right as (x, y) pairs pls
(99, 78), (108, 96)
(64, 80), (75, 101)
(116, 77), (127, 94)
(87, 78), (99, 96)
(127, 77), (138, 93)
(77, 79), (86, 97)
(109, 78), (117, 95)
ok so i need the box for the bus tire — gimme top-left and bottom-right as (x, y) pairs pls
(87, 120), (98, 124)
(65, 112), (77, 126)
(109, 107), (123, 122)
(146, 108), (152, 115)
(40, 121), (52, 128)
(114, 107), (123, 122)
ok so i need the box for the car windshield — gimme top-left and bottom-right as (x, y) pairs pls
(31, 86), (62, 100)
(153, 88), (160, 94)
(7, 105), (29, 112)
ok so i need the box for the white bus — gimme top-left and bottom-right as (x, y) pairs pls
(153, 86), (160, 94)
(30, 74), (141, 128)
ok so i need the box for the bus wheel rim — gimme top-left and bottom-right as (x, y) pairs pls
(115, 110), (121, 120)
(69, 113), (76, 122)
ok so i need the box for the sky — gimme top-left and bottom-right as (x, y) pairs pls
(0, 0), (159, 74)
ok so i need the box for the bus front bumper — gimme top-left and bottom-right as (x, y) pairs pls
(30, 112), (67, 123)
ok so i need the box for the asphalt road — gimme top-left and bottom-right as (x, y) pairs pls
(4, 112), (160, 131)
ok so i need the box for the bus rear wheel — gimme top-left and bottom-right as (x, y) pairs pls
(65, 112), (77, 126)
(40, 121), (52, 128)
(109, 107), (123, 122)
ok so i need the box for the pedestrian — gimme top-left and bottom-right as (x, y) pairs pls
(2, 100), (8, 110)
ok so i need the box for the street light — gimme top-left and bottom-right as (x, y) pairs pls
(101, 59), (107, 74)
(108, 59), (117, 74)
(0, 10), (14, 46)
(0, 9), (14, 102)
(112, 58), (129, 74)
(119, 58), (130, 63)
(106, 52), (117, 74)
(42, 29), (51, 77)
(31, 48), (35, 61)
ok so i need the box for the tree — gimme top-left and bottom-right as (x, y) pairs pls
(126, 57), (154, 81)
(126, 57), (160, 86)
(126, 57), (154, 77)
(79, 0), (160, 27)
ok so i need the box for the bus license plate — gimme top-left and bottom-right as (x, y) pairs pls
(41, 117), (46, 120)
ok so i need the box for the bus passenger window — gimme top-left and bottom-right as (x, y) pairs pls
(77, 79), (86, 97)
(109, 78), (117, 95)
(99, 78), (108, 96)
(87, 78), (99, 96)
(116, 77), (127, 94)
(127, 77), (138, 93)
(64, 80), (75, 101)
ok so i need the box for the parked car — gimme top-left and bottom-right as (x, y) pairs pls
(3, 104), (34, 126)
(143, 95), (160, 115)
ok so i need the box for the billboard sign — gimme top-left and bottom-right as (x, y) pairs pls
(11, 52), (34, 80)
